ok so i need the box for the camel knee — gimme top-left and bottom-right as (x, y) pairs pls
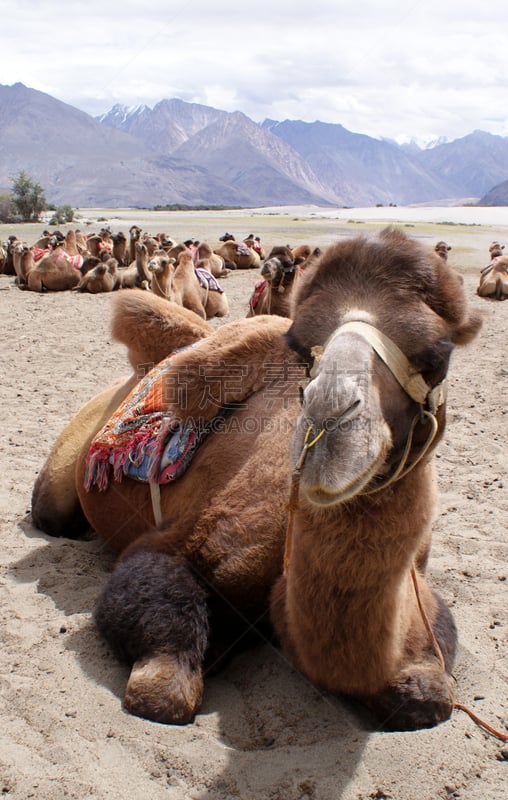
(94, 550), (209, 723)
(358, 664), (456, 732)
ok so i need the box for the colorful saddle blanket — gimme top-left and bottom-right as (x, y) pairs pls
(84, 344), (220, 491)
(194, 267), (223, 292)
(248, 279), (267, 312)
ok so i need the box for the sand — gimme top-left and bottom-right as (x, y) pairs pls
(1, 212), (506, 799)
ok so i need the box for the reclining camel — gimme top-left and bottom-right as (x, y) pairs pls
(76, 259), (121, 293)
(214, 239), (261, 269)
(247, 246), (303, 317)
(477, 254), (508, 299)
(31, 228), (482, 731)
(247, 246), (321, 317)
(18, 240), (82, 291)
(119, 242), (152, 290)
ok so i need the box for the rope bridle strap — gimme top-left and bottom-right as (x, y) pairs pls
(311, 320), (446, 412)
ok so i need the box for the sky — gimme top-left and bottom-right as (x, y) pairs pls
(4, 0), (508, 146)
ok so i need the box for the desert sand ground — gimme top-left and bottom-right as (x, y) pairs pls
(1, 209), (506, 800)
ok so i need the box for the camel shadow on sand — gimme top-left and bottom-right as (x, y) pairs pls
(14, 515), (370, 799)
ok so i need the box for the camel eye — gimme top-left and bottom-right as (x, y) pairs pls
(413, 340), (453, 381)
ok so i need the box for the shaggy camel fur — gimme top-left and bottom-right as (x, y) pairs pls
(195, 259), (229, 318)
(32, 229), (482, 731)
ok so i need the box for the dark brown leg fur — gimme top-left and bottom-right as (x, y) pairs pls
(94, 550), (209, 724)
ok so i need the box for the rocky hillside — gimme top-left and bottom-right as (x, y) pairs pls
(3, 82), (508, 207)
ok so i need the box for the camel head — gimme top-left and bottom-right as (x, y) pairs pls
(285, 227), (482, 507)
(434, 241), (451, 260)
(489, 241), (504, 259)
(147, 253), (175, 275)
(261, 246), (298, 293)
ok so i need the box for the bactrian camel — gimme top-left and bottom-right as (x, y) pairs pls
(31, 228), (482, 731)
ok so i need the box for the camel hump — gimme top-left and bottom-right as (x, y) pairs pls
(110, 290), (212, 370)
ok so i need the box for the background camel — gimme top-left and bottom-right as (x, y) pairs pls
(434, 241), (452, 260)
(214, 239), (262, 269)
(119, 241), (152, 289)
(477, 254), (508, 299)
(76, 259), (120, 293)
(19, 240), (82, 291)
(247, 245), (302, 317)
(148, 251), (176, 299)
(31, 228), (482, 734)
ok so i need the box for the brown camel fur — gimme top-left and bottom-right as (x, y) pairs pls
(31, 228), (482, 731)
(75, 230), (89, 254)
(12, 240), (25, 283)
(64, 230), (79, 257)
(2, 235), (18, 275)
(434, 241), (451, 261)
(247, 246), (304, 317)
(31, 295), (211, 538)
(171, 251), (207, 318)
(87, 229), (114, 259)
(195, 260), (229, 318)
(196, 242), (229, 278)
(76, 259), (120, 293)
(477, 254), (508, 299)
(21, 243), (81, 292)
(148, 252), (176, 300)
(120, 242), (152, 290)
(112, 231), (129, 266)
(214, 240), (262, 269)
(128, 226), (143, 263)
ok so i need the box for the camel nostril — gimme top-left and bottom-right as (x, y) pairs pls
(340, 397), (363, 422)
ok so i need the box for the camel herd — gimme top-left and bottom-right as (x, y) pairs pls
(1, 229), (505, 316)
(0, 226), (326, 320)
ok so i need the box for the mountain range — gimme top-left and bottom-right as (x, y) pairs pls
(1, 82), (508, 208)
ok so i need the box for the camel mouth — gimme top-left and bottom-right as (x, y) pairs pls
(300, 451), (387, 507)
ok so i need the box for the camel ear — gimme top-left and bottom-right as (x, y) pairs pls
(451, 308), (484, 346)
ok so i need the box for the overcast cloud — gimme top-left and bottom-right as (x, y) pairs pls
(3, 0), (508, 144)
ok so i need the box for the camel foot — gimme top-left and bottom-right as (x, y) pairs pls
(124, 653), (203, 724)
(358, 663), (456, 731)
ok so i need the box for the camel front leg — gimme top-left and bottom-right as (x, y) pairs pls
(356, 592), (457, 731)
(94, 550), (209, 724)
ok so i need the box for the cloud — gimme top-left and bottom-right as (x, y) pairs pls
(4, 0), (508, 144)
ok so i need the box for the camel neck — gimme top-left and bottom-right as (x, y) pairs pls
(282, 464), (436, 694)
